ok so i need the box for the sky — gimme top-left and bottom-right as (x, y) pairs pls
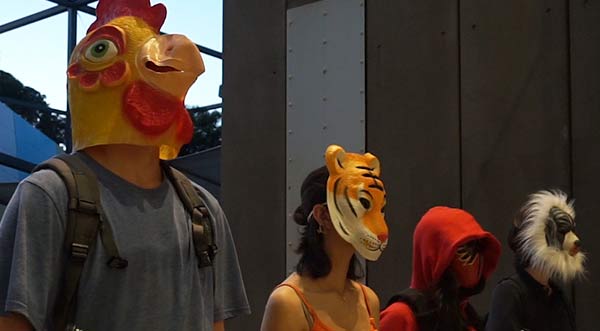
(0, 0), (223, 111)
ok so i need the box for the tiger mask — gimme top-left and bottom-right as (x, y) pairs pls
(325, 144), (388, 261)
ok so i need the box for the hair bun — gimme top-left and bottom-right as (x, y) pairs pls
(293, 205), (309, 226)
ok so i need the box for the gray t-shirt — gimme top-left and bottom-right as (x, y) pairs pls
(0, 153), (250, 331)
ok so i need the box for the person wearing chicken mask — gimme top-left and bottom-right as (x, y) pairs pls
(0, 0), (249, 330)
(380, 207), (501, 331)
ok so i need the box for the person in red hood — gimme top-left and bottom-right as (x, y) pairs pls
(380, 206), (501, 331)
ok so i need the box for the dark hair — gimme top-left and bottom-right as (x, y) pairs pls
(293, 166), (363, 280)
(507, 202), (531, 269)
(422, 271), (484, 331)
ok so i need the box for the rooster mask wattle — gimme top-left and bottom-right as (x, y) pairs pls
(67, 0), (205, 159)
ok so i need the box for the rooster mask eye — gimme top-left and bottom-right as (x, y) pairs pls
(85, 39), (119, 63)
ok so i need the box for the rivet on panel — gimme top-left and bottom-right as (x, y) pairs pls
(322, 68), (327, 74)
(323, 11), (328, 16)
(322, 39), (328, 45)
(323, 125), (328, 130)
(359, 59), (364, 64)
(322, 96), (327, 102)
(288, 75), (293, 80)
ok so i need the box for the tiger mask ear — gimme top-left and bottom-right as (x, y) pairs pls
(325, 145), (381, 176)
(325, 144), (347, 176)
(363, 153), (380, 177)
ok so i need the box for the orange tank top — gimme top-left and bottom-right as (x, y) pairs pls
(277, 283), (378, 331)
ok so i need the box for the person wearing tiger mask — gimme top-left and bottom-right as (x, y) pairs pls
(261, 145), (388, 331)
(380, 206), (501, 331)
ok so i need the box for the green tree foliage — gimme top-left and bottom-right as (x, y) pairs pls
(0, 70), (67, 146)
(180, 108), (222, 156)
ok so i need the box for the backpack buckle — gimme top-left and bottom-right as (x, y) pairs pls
(106, 256), (129, 269)
(71, 243), (89, 261)
(197, 244), (218, 268)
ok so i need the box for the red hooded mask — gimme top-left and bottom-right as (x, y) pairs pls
(410, 206), (501, 290)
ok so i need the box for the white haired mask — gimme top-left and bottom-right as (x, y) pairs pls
(325, 145), (388, 261)
(516, 190), (585, 283)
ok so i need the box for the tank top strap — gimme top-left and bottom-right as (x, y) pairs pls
(276, 283), (319, 318)
(358, 283), (373, 317)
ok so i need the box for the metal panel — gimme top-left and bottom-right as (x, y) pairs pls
(222, 0), (286, 329)
(286, 0), (365, 274)
(460, 0), (571, 310)
(570, 1), (600, 329)
(365, 0), (460, 297)
(0, 103), (19, 182)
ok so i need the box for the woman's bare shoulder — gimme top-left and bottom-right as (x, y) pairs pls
(354, 282), (381, 311)
(261, 277), (309, 331)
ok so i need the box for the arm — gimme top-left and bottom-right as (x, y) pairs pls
(195, 186), (250, 322)
(379, 302), (418, 331)
(260, 286), (308, 331)
(484, 280), (523, 331)
(0, 313), (33, 331)
(0, 171), (68, 331)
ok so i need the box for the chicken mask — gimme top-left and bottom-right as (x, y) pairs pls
(325, 145), (388, 261)
(67, 0), (205, 159)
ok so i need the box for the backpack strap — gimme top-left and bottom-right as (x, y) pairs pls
(386, 288), (439, 330)
(34, 153), (127, 331)
(162, 163), (218, 268)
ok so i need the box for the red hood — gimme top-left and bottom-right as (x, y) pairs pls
(410, 206), (501, 290)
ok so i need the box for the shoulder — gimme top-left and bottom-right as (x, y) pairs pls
(190, 182), (224, 218)
(266, 284), (303, 311)
(12, 170), (68, 212)
(358, 283), (380, 314)
(490, 275), (524, 305)
(380, 302), (417, 331)
(261, 284), (307, 331)
(23, 169), (67, 195)
(494, 275), (523, 296)
(382, 301), (415, 318)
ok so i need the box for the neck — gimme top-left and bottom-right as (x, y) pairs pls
(526, 267), (550, 287)
(83, 144), (163, 189)
(313, 233), (356, 293)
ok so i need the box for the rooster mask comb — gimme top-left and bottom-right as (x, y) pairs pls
(514, 190), (585, 283)
(67, 0), (205, 159)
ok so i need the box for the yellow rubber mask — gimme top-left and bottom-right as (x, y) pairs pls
(67, 0), (205, 159)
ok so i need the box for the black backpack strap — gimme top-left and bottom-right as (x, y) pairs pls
(162, 163), (217, 268)
(386, 288), (439, 330)
(34, 153), (126, 331)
